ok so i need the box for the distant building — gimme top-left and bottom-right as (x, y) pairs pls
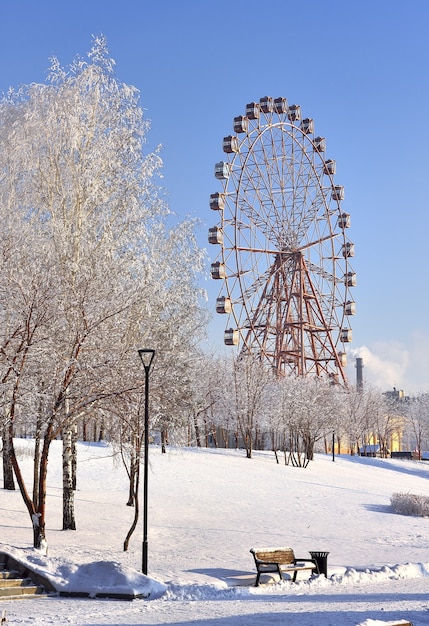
(383, 387), (408, 402)
(359, 443), (389, 457)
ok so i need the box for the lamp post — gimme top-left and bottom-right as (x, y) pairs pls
(138, 348), (155, 575)
(332, 430), (335, 462)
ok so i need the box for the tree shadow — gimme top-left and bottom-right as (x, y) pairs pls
(88, 604), (426, 626)
(346, 455), (429, 481)
(363, 503), (396, 514)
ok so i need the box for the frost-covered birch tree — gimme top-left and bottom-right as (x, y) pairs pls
(341, 385), (393, 456)
(405, 393), (429, 458)
(0, 36), (207, 548)
(340, 385), (369, 454)
(228, 356), (272, 458)
(185, 354), (226, 448)
(268, 376), (336, 466)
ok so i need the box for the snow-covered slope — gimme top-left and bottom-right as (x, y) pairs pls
(1, 441), (429, 625)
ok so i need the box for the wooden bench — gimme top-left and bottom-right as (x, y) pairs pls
(250, 547), (319, 586)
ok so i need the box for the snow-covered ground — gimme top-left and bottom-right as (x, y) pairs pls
(1, 440), (429, 625)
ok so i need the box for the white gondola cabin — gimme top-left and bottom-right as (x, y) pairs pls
(215, 161), (230, 180)
(274, 97), (288, 113)
(324, 159), (336, 175)
(344, 272), (357, 287)
(259, 96), (273, 113)
(341, 328), (352, 343)
(233, 116), (248, 134)
(338, 352), (347, 367)
(332, 185), (345, 201)
(210, 192), (225, 211)
(224, 328), (239, 346)
(338, 212), (351, 229)
(314, 136), (326, 152)
(345, 301), (356, 316)
(246, 102), (260, 119)
(210, 262), (226, 280)
(208, 226), (223, 245)
(216, 296), (232, 314)
(288, 104), (301, 121)
(300, 118), (314, 134)
(342, 242), (355, 258)
(223, 135), (239, 153)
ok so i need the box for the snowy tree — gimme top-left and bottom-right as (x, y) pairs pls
(185, 354), (227, 448)
(376, 393), (403, 457)
(267, 376), (337, 466)
(405, 393), (429, 458)
(0, 36), (207, 548)
(334, 385), (368, 455)
(340, 385), (396, 457)
(227, 356), (272, 458)
(296, 378), (333, 460)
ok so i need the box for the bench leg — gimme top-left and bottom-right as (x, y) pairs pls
(255, 568), (281, 586)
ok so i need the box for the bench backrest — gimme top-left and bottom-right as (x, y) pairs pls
(251, 548), (295, 564)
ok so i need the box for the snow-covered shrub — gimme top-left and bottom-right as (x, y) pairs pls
(13, 442), (35, 460)
(391, 492), (429, 517)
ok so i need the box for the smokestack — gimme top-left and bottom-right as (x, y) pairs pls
(356, 357), (364, 390)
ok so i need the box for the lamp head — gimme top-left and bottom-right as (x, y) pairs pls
(138, 349), (155, 372)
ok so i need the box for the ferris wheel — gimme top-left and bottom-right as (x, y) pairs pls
(209, 96), (356, 385)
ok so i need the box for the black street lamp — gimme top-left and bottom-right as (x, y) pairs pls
(138, 348), (155, 575)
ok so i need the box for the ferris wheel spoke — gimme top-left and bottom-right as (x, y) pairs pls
(297, 232), (340, 253)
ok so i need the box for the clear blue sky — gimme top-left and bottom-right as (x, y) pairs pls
(1, 0), (428, 392)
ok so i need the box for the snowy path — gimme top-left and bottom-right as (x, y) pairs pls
(3, 576), (429, 626)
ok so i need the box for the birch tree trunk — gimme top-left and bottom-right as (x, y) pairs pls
(34, 436), (51, 551)
(32, 414), (43, 504)
(126, 451), (137, 507)
(2, 418), (15, 491)
(62, 428), (76, 530)
(71, 424), (78, 491)
(123, 453), (140, 552)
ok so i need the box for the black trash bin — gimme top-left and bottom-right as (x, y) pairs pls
(309, 551), (329, 577)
